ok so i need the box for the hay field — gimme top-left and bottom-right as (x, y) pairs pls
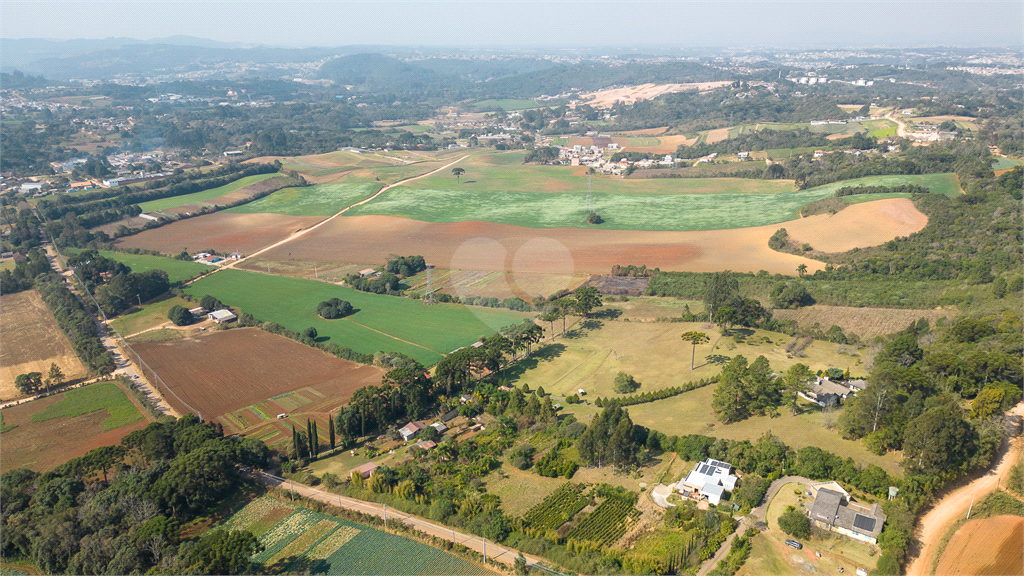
(110, 295), (196, 337)
(773, 304), (956, 340)
(133, 328), (383, 419)
(0, 381), (151, 471)
(785, 198), (928, 253)
(579, 82), (732, 108)
(0, 290), (87, 400)
(114, 212), (323, 256)
(183, 270), (532, 365)
(934, 515), (1023, 576)
(64, 249), (211, 284)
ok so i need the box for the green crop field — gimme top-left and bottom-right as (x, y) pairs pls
(111, 295), (195, 336)
(137, 173), (286, 212)
(627, 137), (661, 146)
(225, 182), (382, 216)
(474, 98), (540, 111)
(992, 156), (1023, 170)
(184, 270), (529, 366)
(31, 382), (143, 431)
(221, 496), (493, 575)
(63, 249), (211, 284)
(346, 173), (958, 231)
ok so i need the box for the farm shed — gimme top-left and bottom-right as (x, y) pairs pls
(208, 309), (237, 324)
(188, 306), (206, 316)
(430, 422), (448, 434)
(399, 421), (426, 441)
(350, 461), (378, 480)
(413, 440), (437, 451)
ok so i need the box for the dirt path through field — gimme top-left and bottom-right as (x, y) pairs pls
(905, 402), (1024, 576)
(254, 471), (549, 572)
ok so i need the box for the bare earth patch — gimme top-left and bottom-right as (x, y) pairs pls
(0, 290), (87, 400)
(935, 515), (1023, 576)
(580, 82), (733, 108)
(706, 127), (731, 144)
(773, 305), (956, 340)
(114, 212), (324, 255)
(783, 198), (928, 253)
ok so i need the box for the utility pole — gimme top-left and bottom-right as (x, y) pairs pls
(483, 538), (487, 564)
(383, 504), (387, 530)
(966, 494), (975, 520)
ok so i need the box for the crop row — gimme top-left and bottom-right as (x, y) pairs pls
(565, 494), (641, 546)
(523, 483), (589, 530)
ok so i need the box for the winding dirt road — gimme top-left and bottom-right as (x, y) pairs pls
(904, 402), (1024, 576)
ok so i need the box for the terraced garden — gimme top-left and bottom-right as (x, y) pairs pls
(220, 496), (491, 575)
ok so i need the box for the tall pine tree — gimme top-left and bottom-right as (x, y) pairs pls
(311, 420), (319, 457)
(329, 417), (336, 450)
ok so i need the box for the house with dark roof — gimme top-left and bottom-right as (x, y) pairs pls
(807, 488), (886, 545)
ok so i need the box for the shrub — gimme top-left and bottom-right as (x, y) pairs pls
(302, 327), (318, 340)
(200, 294), (224, 310)
(587, 211), (604, 225)
(167, 305), (194, 326)
(778, 506), (810, 539)
(317, 298), (353, 319)
(613, 372), (640, 394)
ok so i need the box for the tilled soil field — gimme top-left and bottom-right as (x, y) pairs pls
(114, 212), (323, 255)
(132, 328), (383, 419)
(935, 515), (1023, 576)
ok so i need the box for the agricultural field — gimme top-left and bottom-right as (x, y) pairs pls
(347, 170), (954, 232)
(934, 515), (1023, 576)
(565, 493), (641, 546)
(992, 156), (1023, 170)
(132, 328), (384, 420)
(505, 319), (901, 475)
(474, 98), (539, 111)
(0, 290), (87, 401)
(63, 249), (211, 284)
(114, 211), (323, 256)
(738, 482), (879, 576)
(220, 386), (353, 438)
(109, 294), (198, 337)
(410, 268), (589, 302)
(773, 304), (956, 340)
(784, 198), (928, 253)
(225, 182), (382, 217)
(219, 496), (492, 575)
(137, 173), (292, 213)
(183, 270), (532, 365)
(0, 381), (151, 471)
(522, 483), (590, 530)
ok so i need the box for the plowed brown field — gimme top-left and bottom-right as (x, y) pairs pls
(132, 328), (383, 418)
(935, 515), (1023, 576)
(0, 290), (87, 400)
(114, 212), (323, 255)
(256, 198), (924, 277)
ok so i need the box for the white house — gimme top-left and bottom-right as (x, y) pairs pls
(675, 458), (739, 505)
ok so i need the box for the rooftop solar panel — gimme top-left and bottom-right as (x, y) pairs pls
(852, 514), (876, 532)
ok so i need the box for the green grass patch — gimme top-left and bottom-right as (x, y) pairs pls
(627, 137), (661, 146)
(0, 413), (16, 433)
(226, 182), (382, 216)
(992, 156), (1023, 170)
(137, 173), (285, 212)
(31, 382), (143, 431)
(183, 270), (529, 366)
(842, 192), (914, 204)
(64, 249), (210, 284)
(347, 173), (957, 231)
(473, 99), (539, 111)
(111, 295), (194, 336)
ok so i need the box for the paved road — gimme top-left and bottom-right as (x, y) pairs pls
(905, 402), (1024, 576)
(253, 471), (556, 573)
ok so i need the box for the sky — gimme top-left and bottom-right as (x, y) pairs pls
(2, 1), (1022, 48)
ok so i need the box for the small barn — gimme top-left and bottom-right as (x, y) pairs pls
(350, 461), (378, 480)
(399, 421), (426, 441)
(208, 310), (237, 324)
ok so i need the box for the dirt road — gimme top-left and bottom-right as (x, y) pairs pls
(904, 402), (1024, 576)
(255, 471), (556, 573)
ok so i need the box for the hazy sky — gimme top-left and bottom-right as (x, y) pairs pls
(3, 1), (1022, 48)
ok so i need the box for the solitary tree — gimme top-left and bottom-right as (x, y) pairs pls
(329, 417), (337, 450)
(680, 331), (710, 370)
(451, 167), (465, 183)
(572, 286), (603, 318)
(797, 263), (808, 277)
(46, 362), (64, 394)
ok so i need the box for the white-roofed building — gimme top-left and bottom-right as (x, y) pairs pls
(674, 458), (739, 505)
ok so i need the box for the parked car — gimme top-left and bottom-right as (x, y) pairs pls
(785, 539), (803, 550)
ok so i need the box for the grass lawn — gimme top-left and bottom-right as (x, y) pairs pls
(225, 182), (382, 216)
(992, 156), (1023, 170)
(0, 259), (14, 272)
(506, 318), (899, 475)
(111, 294), (195, 336)
(64, 249), (211, 284)
(347, 173), (957, 231)
(842, 192), (914, 204)
(474, 99), (540, 111)
(183, 270), (531, 366)
(137, 173), (285, 212)
(739, 482), (879, 575)
(31, 382), (143, 431)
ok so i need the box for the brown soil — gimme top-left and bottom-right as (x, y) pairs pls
(783, 198), (928, 253)
(132, 328), (383, 419)
(91, 215), (159, 235)
(706, 128), (731, 144)
(580, 82), (732, 108)
(255, 199), (925, 277)
(0, 290), (87, 401)
(0, 394), (149, 472)
(114, 212), (323, 255)
(935, 515), (1024, 576)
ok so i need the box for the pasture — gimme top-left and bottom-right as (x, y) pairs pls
(219, 496), (493, 575)
(0, 290), (87, 400)
(64, 249), (211, 284)
(225, 182), (382, 216)
(110, 294), (197, 337)
(346, 173), (950, 232)
(183, 270), (531, 365)
(132, 328), (384, 420)
(0, 381), (150, 472)
(507, 319), (900, 475)
(114, 212), (323, 256)
(137, 173), (289, 212)
(773, 304), (956, 340)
